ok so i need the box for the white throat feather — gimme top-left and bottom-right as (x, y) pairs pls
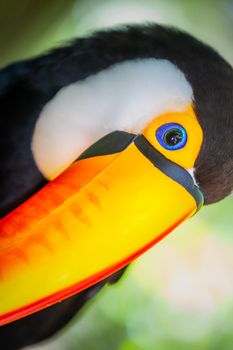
(32, 58), (193, 179)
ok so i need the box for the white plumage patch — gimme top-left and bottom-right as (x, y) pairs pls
(32, 58), (193, 179)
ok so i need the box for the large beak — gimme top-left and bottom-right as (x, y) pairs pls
(0, 131), (203, 325)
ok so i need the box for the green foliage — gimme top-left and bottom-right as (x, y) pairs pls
(1, 1), (232, 349)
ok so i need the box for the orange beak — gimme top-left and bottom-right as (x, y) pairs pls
(0, 120), (203, 325)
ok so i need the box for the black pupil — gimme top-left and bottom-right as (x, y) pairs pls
(163, 128), (183, 146)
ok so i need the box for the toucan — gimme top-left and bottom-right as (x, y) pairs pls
(0, 24), (232, 350)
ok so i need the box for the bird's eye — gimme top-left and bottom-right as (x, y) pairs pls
(156, 123), (187, 150)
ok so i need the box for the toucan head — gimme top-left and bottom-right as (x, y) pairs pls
(0, 24), (232, 325)
(31, 24), (233, 205)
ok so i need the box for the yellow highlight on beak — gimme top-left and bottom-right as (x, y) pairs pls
(0, 107), (203, 325)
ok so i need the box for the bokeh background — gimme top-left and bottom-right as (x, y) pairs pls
(0, 1), (232, 349)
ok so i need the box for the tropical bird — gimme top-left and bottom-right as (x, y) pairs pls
(0, 24), (232, 350)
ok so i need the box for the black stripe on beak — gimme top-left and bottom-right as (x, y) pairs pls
(78, 131), (135, 160)
(134, 135), (204, 212)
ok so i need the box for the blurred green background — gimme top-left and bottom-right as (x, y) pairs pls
(1, 1), (232, 349)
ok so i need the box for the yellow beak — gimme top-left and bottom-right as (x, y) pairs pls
(0, 130), (203, 325)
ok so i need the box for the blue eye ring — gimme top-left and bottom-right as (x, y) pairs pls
(156, 123), (187, 150)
